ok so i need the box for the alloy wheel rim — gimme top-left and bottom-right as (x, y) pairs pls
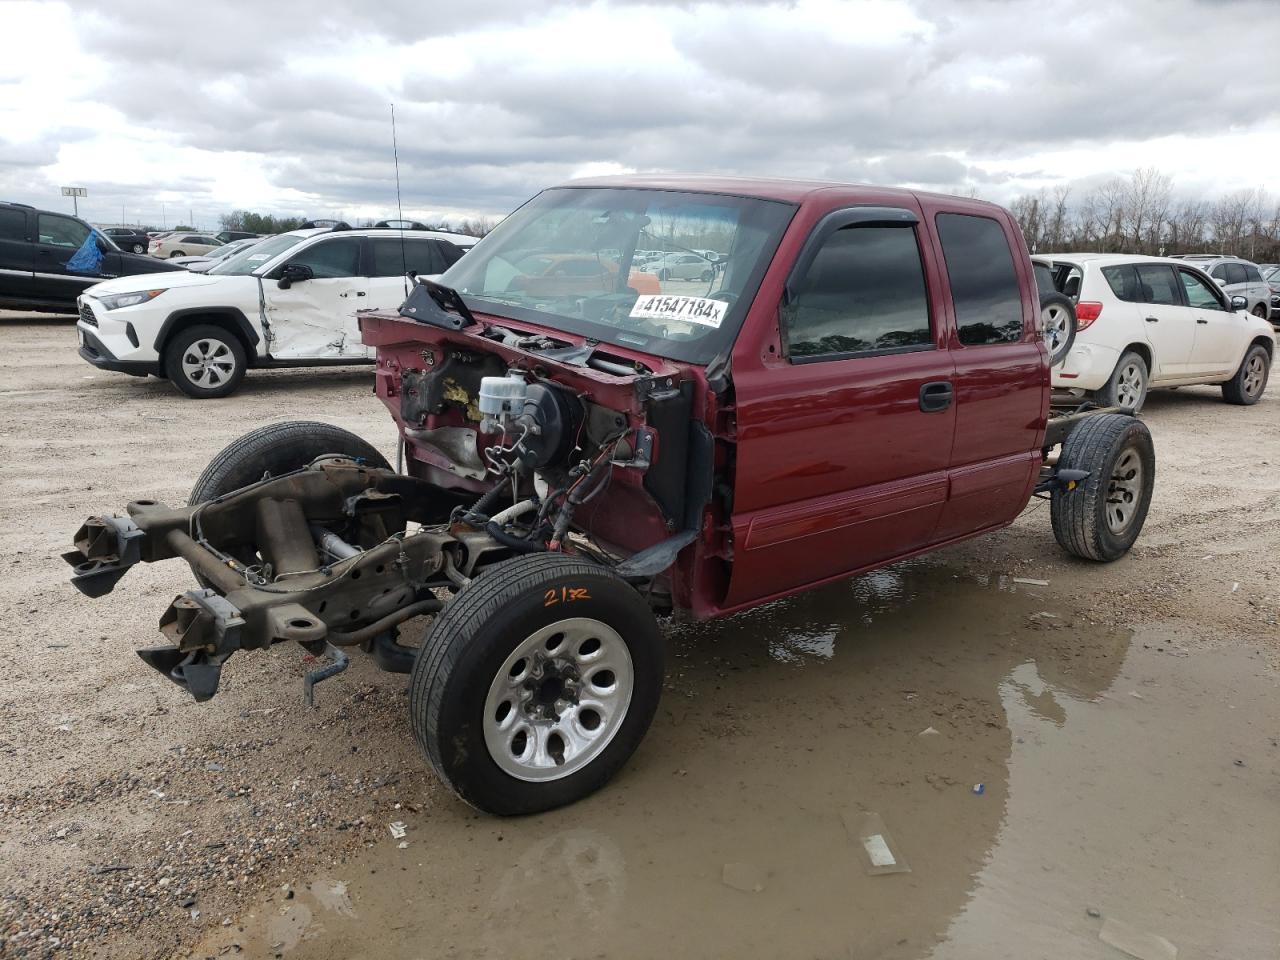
(1243, 355), (1266, 397)
(483, 617), (634, 782)
(1106, 447), (1143, 534)
(1042, 303), (1069, 355)
(1116, 363), (1143, 410)
(181, 338), (236, 387)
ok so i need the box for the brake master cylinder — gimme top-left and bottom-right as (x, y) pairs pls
(478, 372), (528, 433)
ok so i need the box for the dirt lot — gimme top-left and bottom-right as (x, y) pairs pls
(1, 312), (1277, 960)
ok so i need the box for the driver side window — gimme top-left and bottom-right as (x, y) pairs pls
(783, 225), (933, 361)
(1179, 269), (1225, 310)
(38, 213), (90, 248)
(284, 238), (361, 279)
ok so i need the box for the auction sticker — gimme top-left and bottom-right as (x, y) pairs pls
(629, 294), (727, 328)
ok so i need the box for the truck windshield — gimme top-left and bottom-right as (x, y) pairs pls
(209, 234), (305, 276)
(441, 187), (796, 363)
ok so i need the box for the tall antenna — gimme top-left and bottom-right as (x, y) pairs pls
(391, 103), (408, 291)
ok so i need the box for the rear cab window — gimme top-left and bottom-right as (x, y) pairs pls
(0, 208), (28, 241)
(782, 223), (933, 361)
(371, 238), (444, 277)
(935, 213), (1025, 345)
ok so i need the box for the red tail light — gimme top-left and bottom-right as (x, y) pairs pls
(1074, 301), (1103, 330)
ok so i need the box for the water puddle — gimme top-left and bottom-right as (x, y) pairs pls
(197, 561), (1280, 959)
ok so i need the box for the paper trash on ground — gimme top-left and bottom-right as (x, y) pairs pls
(842, 811), (911, 875)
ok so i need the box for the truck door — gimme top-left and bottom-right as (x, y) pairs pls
(0, 206), (36, 303)
(725, 204), (957, 608)
(924, 206), (1047, 542)
(261, 236), (369, 359)
(32, 212), (109, 303)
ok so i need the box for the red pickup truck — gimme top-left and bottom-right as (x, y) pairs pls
(66, 176), (1154, 815)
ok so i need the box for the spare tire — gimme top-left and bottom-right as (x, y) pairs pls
(190, 420), (391, 505)
(1040, 291), (1077, 367)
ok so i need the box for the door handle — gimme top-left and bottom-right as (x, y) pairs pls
(919, 380), (953, 413)
(1196, 317), (1209, 324)
(339, 291), (367, 298)
(1145, 316), (1159, 323)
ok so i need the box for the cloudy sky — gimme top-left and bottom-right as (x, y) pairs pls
(1, 0), (1277, 229)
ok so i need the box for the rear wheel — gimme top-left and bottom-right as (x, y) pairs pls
(1051, 414), (1155, 562)
(169, 250), (185, 258)
(1251, 303), (1268, 320)
(1094, 350), (1148, 413)
(131, 243), (145, 254)
(164, 324), (246, 399)
(410, 553), (663, 815)
(1221, 343), (1270, 405)
(700, 269), (713, 281)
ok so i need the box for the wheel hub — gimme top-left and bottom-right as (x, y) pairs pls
(483, 618), (634, 783)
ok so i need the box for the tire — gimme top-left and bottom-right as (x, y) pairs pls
(700, 269), (713, 281)
(131, 243), (145, 254)
(1093, 350), (1148, 413)
(163, 324), (247, 399)
(190, 420), (390, 504)
(1051, 414), (1155, 562)
(1221, 343), (1270, 406)
(169, 250), (185, 258)
(1251, 303), (1268, 320)
(410, 553), (664, 816)
(1039, 292), (1077, 367)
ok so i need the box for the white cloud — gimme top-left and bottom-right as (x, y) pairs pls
(0, 0), (1277, 229)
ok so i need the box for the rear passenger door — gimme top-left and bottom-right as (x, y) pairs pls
(725, 206), (956, 607)
(1101, 262), (1194, 379)
(926, 207), (1047, 542)
(368, 236), (447, 302)
(0, 207), (35, 303)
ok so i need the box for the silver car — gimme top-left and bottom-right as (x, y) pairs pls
(644, 252), (716, 281)
(1175, 255), (1272, 320)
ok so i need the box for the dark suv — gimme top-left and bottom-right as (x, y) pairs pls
(0, 202), (183, 314)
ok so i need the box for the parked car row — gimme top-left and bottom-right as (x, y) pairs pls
(1038, 253), (1274, 411)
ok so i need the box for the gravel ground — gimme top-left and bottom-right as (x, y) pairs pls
(0, 312), (1276, 958)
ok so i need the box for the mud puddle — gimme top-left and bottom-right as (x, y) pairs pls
(196, 562), (1279, 960)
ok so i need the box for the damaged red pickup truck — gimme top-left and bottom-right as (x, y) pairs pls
(66, 176), (1154, 814)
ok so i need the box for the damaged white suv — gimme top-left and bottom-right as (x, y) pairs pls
(75, 224), (478, 398)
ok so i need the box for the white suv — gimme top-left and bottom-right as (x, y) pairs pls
(76, 225), (478, 398)
(1045, 253), (1274, 410)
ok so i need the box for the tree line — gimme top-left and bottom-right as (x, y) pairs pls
(217, 210), (496, 237)
(1007, 168), (1280, 263)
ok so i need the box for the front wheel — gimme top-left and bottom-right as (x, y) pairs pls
(410, 554), (664, 815)
(1051, 414), (1155, 562)
(164, 324), (246, 399)
(1251, 304), (1268, 320)
(1222, 343), (1270, 405)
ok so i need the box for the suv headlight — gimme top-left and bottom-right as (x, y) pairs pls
(98, 289), (166, 311)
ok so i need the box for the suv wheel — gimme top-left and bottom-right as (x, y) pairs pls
(164, 324), (246, 399)
(1222, 343), (1270, 405)
(1095, 350), (1148, 413)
